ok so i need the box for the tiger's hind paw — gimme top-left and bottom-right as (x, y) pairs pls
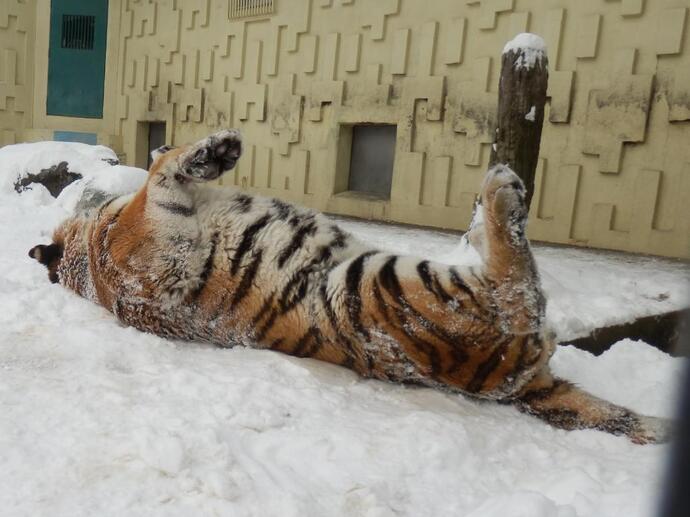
(481, 164), (528, 245)
(179, 129), (243, 182)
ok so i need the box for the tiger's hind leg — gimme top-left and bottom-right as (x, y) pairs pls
(513, 367), (672, 444)
(478, 164), (545, 334)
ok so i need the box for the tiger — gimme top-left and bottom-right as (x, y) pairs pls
(29, 129), (670, 444)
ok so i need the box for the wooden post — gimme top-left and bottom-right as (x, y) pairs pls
(490, 33), (549, 208)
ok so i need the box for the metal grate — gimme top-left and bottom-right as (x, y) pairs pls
(61, 14), (95, 50)
(229, 0), (274, 19)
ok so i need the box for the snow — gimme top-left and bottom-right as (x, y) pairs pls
(503, 33), (547, 70)
(525, 105), (536, 121)
(1, 142), (687, 516)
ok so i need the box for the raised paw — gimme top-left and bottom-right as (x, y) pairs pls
(480, 165), (528, 242)
(178, 129), (243, 181)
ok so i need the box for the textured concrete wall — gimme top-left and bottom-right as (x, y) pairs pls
(2, 0), (689, 258)
(0, 0), (34, 147)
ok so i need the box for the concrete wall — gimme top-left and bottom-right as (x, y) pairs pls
(0, 0), (34, 147)
(1, 0), (689, 258)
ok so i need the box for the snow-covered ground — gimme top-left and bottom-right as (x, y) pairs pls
(0, 142), (688, 517)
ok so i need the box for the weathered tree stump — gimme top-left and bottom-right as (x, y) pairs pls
(489, 33), (549, 208)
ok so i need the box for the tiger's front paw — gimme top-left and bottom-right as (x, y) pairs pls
(178, 129), (243, 182)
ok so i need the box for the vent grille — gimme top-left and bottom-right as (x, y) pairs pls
(230, 0), (274, 19)
(61, 14), (95, 50)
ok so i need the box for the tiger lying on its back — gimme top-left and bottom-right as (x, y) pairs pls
(30, 130), (669, 444)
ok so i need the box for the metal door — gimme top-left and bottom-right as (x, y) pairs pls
(47, 0), (108, 118)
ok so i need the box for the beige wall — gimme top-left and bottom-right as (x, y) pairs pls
(0, 0), (34, 146)
(2, 0), (689, 258)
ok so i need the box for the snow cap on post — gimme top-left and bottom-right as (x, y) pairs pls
(502, 33), (547, 70)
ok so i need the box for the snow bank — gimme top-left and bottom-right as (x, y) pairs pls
(0, 141), (146, 211)
(503, 33), (547, 70)
(0, 141), (686, 516)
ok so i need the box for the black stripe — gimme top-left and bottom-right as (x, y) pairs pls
(319, 282), (361, 366)
(276, 241), (338, 315)
(518, 378), (568, 404)
(466, 339), (511, 393)
(272, 198), (293, 220)
(386, 299), (443, 377)
(277, 219), (317, 268)
(513, 334), (543, 375)
(329, 225), (348, 248)
(377, 257), (474, 376)
(255, 309), (279, 342)
(97, 196), (117, 218)
(230, 213), (272, 275)
(233, 193), (253, 213)
(190, 232), (219, 300)
(417, 261), (453, 304)
(598, 410), (636, 436)
(375, 264), (443, 377)
(268, 338), (284, 350)
(470, 266), (493, 289)
(534, 408), (580, 430)
(449, 267), (480, 306)
(302, 328), (325, 358)
(155, 201), (196, 217)
(278, 272), (309, 314)
(372, 279), (391, 322)
(345, 251), (377, 338)
(252, 293), (276, 326)
(292, 328), (323, 358)
(319, 282), (339, 329)
(379, 257), (461, 345)
(230, 249), (263, 308)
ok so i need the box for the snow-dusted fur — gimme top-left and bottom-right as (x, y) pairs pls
(30, 130), (670, 444)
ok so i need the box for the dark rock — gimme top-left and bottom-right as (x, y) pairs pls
(565, 308), (689, 357)
(14, 161), (83, 198)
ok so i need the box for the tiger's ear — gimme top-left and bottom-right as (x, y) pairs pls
(28, 243), (63, 266)
(150, 144), (176, 163)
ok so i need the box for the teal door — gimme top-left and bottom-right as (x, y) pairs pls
(47, 0), (108, 118)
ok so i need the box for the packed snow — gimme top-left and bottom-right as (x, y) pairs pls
(1, 142), (688, 517)
(503, 32), (547, 70)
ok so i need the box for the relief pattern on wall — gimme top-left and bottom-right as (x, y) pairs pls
(0, 0), (32, 147)
(1, 0), (686, 258)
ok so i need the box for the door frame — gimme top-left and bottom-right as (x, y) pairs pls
(31, 0), (121, 143)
